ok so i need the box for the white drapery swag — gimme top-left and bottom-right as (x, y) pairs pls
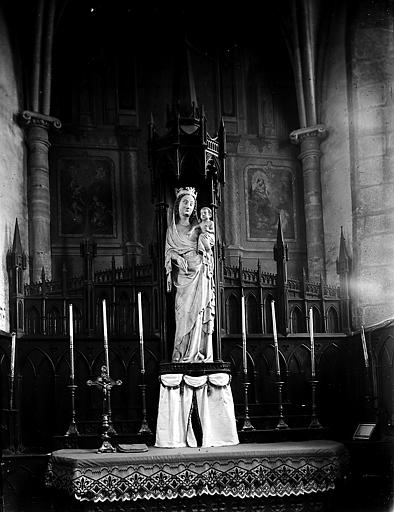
(155, 373), (239, 448)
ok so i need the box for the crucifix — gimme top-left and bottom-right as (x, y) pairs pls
(87, 365), (122, 453)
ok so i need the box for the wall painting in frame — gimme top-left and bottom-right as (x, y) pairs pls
(245, 162), (295, 240)
(58, 157), (116, 237)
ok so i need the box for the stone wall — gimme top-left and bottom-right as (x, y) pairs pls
(347, 1), (394, 325)
(0, 7), (27, 332)
(320, 3), (352, 284)
(320, 1), (394, 327)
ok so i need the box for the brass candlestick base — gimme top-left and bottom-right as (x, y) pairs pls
(97, 414), (116, 453)
(138, 418), (152, 435)
(65, 383), (79, 437)
(275, 380), (289, 430)
(87, 365), (122, 453)
(65, 420), (79, 436)
(241, 380), (255, 431)
(308, 379), (323, 429)
(138, 382), (152, 435)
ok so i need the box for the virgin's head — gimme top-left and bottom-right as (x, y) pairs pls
(174, 193), (198, 224)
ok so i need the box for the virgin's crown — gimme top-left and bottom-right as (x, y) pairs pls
(176, 186), (197, 199)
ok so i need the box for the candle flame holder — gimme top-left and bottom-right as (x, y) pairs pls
(87, 365), (122, 453)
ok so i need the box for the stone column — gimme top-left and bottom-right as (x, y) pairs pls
(21, 111), (61, 282)
(290, 124), (326, 281)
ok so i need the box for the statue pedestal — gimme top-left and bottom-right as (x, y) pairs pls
(155, 363), (239, 448)
(159, 361), (232, 375)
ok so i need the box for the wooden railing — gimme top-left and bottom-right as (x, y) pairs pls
(16, 259), (345, 338)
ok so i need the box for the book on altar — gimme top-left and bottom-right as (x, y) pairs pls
(117, 443), (149, 453)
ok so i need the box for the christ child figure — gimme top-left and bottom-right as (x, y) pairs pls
(188, 206), (215, 254)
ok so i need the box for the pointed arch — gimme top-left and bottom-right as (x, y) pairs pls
(117, 292), (131, 336)
(312, 306), (323, 333)
(379, 335), (394, 367)
(264, 294), (274, 334)
(226, 293), (240, 334)
(290, 306), (305, 333)
(22, 347), (57, 375)
(73, 305), (83, 335)
(287, 344), (311, 406)
(17, 300), (24, 330)
(26, 306), (41, 335)
(246, 292), (259, 334)
(326, 306), (339, 333)
(47, 306), (62, 336)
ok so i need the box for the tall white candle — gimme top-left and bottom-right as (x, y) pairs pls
(102, 299), (110, 374)
(271, 301), (281, 377)
(360, 325), (369, 368)
(309, 307), (316, 377)
(241, 295), (247, 371)
(69, 304), (75, 380)
(10, 332), (16, 380)
(137, 292), (145, 373)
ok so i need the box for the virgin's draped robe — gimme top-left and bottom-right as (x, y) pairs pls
(165, 217), (215, 362)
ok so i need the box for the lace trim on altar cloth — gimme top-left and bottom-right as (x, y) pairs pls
(45, 444), (349, 502)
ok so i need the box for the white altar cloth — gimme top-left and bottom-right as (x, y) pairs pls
(155, 373), (239, 448)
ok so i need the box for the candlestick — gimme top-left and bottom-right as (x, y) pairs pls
(271, 301), (280, 377)
(69, 304), (75, 380)
(309, 308), (315, 378)
(360, 325), (369, 368)
(137, 292), (145, 373)
(10, 332), (16, 381)
(9, 331), (16, 411)
(102, 299), (110, 374)
(241, 295), (247, 371)
(308, 378), (323, 429)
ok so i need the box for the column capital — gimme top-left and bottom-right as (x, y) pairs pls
(20, 110), (62, 130)
(289, 124), (327, 145)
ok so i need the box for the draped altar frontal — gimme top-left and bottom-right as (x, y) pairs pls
(155, 372), (239, 448)
(45, 441), (348, 502)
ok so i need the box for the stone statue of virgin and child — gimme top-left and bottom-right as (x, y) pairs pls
(165, 187), (215, 363)
(158, 187), (239, 449)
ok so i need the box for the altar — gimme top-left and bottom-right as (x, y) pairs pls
(45, 440), (349, 503)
